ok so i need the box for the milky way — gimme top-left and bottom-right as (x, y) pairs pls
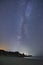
(0, 0), (43, 56)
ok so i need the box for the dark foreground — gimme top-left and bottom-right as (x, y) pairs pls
(0, 56), (43, 65)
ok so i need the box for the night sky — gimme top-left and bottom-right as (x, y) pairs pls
(0, 0), (43, 56)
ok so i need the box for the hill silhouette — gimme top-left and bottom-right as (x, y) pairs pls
(0, 50), (32, 57)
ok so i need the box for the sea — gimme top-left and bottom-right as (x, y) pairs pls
(24, 56), (43, 60)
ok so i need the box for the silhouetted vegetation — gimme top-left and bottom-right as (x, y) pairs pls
(0, 50), (32, 57)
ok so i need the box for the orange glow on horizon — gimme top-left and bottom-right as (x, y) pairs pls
(0, 42), (9, 51)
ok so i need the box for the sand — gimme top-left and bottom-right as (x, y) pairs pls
(0, 56), (43, 65)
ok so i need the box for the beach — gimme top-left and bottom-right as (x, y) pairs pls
(0, 56), (43, 65)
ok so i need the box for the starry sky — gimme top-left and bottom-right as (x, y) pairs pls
(0, 0), (43, 56)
